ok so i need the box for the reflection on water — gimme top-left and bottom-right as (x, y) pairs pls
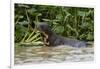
(15, 45), (94, 65)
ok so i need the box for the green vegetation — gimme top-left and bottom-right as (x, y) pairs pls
(15, 4), (94, 45)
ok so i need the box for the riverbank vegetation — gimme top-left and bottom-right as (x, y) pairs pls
(15, 4), (94, 46)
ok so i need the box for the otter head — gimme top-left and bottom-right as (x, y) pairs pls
(37, 23), (51, 34)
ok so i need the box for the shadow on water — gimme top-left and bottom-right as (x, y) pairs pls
(14, 44), (94, 65)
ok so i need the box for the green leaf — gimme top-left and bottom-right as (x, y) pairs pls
(54, 26), (64, 34)
(87, 32), (93, 40)
(56, 14), (63, 20)
(78, 11), (86, 16)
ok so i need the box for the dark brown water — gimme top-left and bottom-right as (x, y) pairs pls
(15, 45), (94, 65)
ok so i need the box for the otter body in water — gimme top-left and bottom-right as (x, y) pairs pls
(37, 23), (86, 48)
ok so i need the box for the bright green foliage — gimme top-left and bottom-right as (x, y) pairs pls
(15, 4), (94, 43)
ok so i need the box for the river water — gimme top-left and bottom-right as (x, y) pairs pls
(15, 45), (94, 65)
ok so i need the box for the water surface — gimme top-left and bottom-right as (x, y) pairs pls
(15, 45), (94, 65)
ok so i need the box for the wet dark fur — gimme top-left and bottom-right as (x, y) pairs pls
(37, 23), (86, 48)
